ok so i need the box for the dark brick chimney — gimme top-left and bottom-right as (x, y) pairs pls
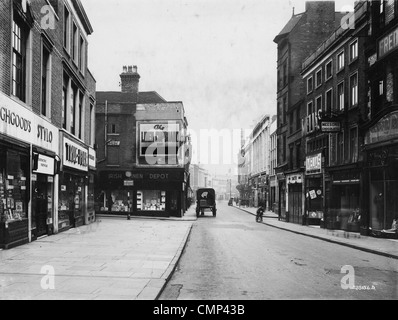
(120, 65), (140, 94)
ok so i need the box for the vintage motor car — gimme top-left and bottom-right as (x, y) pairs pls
(196, 188), (217, 218)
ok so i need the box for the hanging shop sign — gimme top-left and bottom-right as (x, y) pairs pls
(319, 121), (341, 133)
(379, 26), (398, 59)
(0, 92), (59, 153)
(63, 136), (88, 172)
(306, 153), (322, 175)
(365, 111), (398, 145)
(33, 154), (55, 176)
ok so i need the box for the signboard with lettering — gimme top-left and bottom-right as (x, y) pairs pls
(320, 121), (341, 133)
(287, 174), (303, 185)
(306, 153), (322, 175)
(33, 154), (55, 176)
(63, 136), (88, 172)
(379, 26), (398, 59)
(0, 92), (59, 153)
(89, 147), (96, 169)
(365, 111), (398, 145)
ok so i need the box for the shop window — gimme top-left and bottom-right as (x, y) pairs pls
(0, 150), (29, 223)
(137, 190), (166, 211)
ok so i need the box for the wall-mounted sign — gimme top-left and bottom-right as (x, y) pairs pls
(306, 153), (322, 175)
(89, 147), (96, 169)
(63, 136), (88, 172)
(379, 26), (398, 59)
(33, 154), (55, 176)
(365, 111), (398, 145)
(0, 92), (59, 153)
(320, 121), (341, 133)
(287, 174), (303, 185)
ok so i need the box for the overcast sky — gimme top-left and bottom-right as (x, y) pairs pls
(83, 0), (354, 175)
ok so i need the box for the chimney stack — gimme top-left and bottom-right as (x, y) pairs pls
(120, 65), (140, 95)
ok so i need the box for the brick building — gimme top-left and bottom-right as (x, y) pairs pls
(0, 0), (96, 249)
(273, 1), (346, 223)
(95, 66), (191, 218)
(361, 0), (398, 238)
(301, 1), (369, 228)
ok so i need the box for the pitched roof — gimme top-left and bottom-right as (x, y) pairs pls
(96, 91), (167, 104)
(274, 14), (304, 43)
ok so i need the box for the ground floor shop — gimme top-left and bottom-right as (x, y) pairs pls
(286, 173), (303, 225)
(58, 133), (93, 233)
(96, 169), (189, 218)
(327, 168), (361, 232)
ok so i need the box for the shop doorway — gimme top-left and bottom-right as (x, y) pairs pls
(32, 176), (50, 238)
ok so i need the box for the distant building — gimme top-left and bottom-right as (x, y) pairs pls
(95, 66), (191, 218)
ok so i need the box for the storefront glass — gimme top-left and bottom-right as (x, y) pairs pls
(0, 149), (29, 223)
(306, 177), (323, 220)
(370, 162), (398, 231)
(32, 174), (53, 237)
(58, 173), (85, 230)
(137, 190), (166, 211)
(330, 184), (360, 230)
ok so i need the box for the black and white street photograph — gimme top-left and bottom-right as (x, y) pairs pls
(0, 0), (397, 303)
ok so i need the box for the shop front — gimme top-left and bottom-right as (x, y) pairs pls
(305, 153), (324, 226)
(363, 111), (398, 238)
(0, 92), (59, 248)
(58, 134), (89, 232)
(286, 173), (303, 225)
(327, 168), (361, 232)
(96, 169), (188, 218)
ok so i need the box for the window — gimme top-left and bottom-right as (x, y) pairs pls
(337, 81), (345, 111)
(349, 127), (358, 163)
(283, 96), (287, 124)
(90, 103), (94, 146)
(379, 80), (384, 96)
(350, 73), (358, 107)
(63, 6), (70, 51)
(307, 76), (313, 94)
(62, 74), (68, 129)
(296, 106), (301, 131)
(289, 112), (294, 134)
(316, 69), (322, 88)
(137, 190), (166, 212)
(72, 22), (78, 63)
(337, 51), (345, 72)
(337, 131), (344, 164)
(41, 45), (51, 117)
(307, 101), (314, 115)
(326, 88), (333, 113)
(12, 17), (28, 101)
(350, 40), (358, 62)
(78, 92), (84, 139)
(110, 124), (117, 134)
(283, 62), (288, 87)
(71, 85), (77, 135)
(325, 60), (333, 81)
(316, 95), (322, 112)
(79, 36), (85, 73)
(282, 135), (286, 162)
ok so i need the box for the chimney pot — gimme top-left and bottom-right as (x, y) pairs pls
(128, 66), (133, 73)
(123, 66), (127, 73)
(133, 66), (138, 73)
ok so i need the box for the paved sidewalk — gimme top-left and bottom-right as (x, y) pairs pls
(235, 205), (398, 260)
(0, 207), (197, 300)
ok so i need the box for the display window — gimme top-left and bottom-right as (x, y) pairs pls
(104, 188), (132, 213)
(305, 177), (324, 219)
(137, 190), (166, 211)
(58, 173), (85, 229)
(0, 149), (29, 223)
